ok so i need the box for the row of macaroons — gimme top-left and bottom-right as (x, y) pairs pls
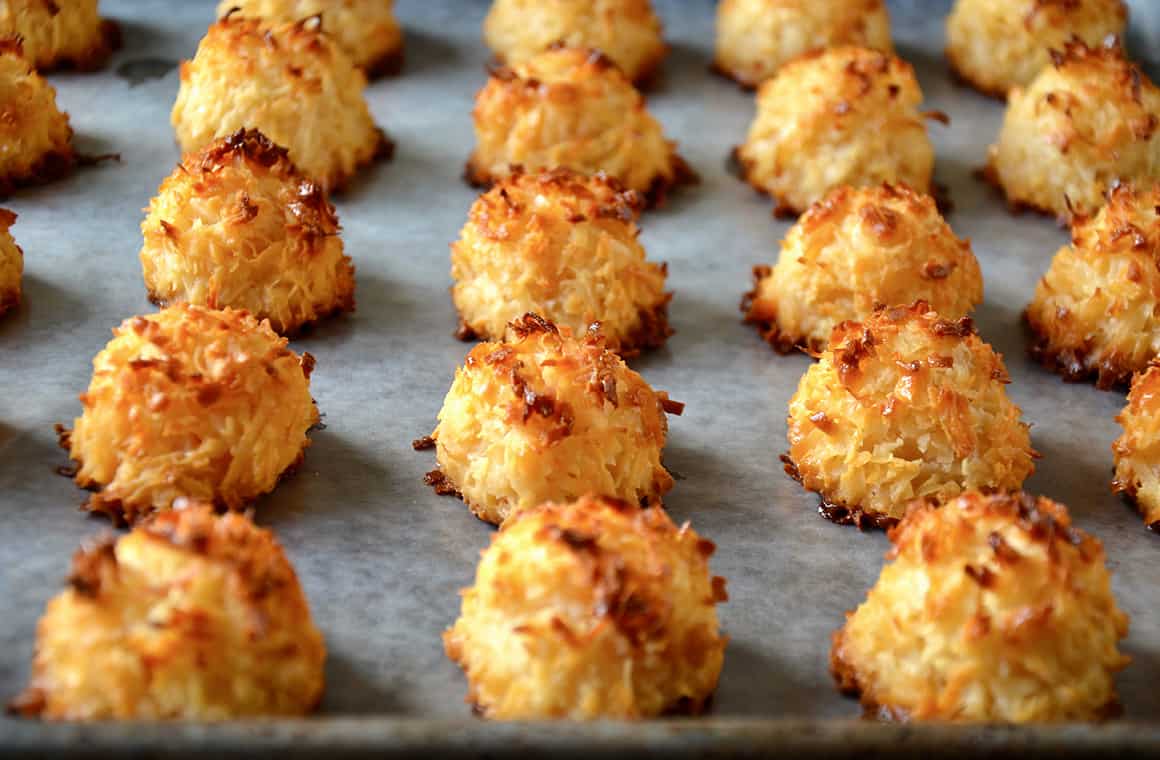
(5, 300), (1134, 721)
(2, 129), (1158, 530)
(2, 0), (1133, 95)
(1, 0), (1154, 225)
(138, 11), (1160, 221)
(12, 247), (1154, 536)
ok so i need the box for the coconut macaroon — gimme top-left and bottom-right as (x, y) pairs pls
(217, 0), (404, 77)
(465, 46), (693, 206)
(171, 15), (389, 192)
(483, 0), (666, 85)
(735, 46), (941, 216)
(10, 505), (326, 720)
(0, 40), (75, 196)
(832, 491), (1130, 722)
(421, 313), (681, 526)
(1113, 362), (1160, 532)
(59, 304), (319, 524)
(744, 184), (983, 354)
(1026, 183), (1160, 388)
(451, 168), (670, 355)
(0, 208), (22, 317)
(946, 0), (1127, 98)
(713, 0), (893, 89)
(784, 302), (1035, 528)
(444, 494), (728, 719)
(0, 0), (119, 72)
(984, 38), (1160, 219)
(140, 129), (355, 335)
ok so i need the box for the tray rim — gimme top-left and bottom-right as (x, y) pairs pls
(4, 717), (1160, 756)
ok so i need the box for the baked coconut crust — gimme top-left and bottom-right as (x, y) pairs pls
(444, 494), (727, 718)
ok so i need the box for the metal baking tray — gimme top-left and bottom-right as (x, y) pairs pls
(2, 0), (1158, 755)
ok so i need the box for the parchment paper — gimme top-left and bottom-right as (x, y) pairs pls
(1, 0), (1157, 726)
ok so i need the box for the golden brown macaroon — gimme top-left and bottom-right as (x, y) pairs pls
(0, 0), (120, 72)
(946, 0), (1127, 98)
(465, 46), (693, 206)
(59, 304), (319, 524)
(1026, 183), (1160, 388)
(984, 37), (1160, 219)
(171, 14), (389, 193)
(713, 0), (893, 89)
(10, 504), (326, 720)
(743, 184), (983, 354)
(831, 491), (1130, 722)
(0, 39), (74, 196)
(217, 0), (404, 77)
(1113, 361), (1160, 531)
(451, 168), (670, 355)
(421, 313), (681, 525)
(735, 46), (942, 216)
(784, 302), (1035, 528)
(0, 208), (22, 317)
(140, 128), (355, 335)
(444, 494), (728, 719)
(483, 0), (666, 85)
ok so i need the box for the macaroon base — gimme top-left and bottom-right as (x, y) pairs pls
(780, 454), (899, 530)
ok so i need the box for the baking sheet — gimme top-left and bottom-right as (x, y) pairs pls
(1, 0), (1158, 741)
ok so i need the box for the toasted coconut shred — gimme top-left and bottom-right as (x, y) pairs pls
(1026, 183), (1160, 388)
(140, 128), (355, 335)
(0, 0), (120, 72)
(421, 313), (681, 525)
(0, 39), (76, 196)
(744, 183), (983, 353)
(217, 0), (404, 78)
(784, 302), (1035, 526)
(465, 46), (694, 206)
(444, 494), (727, 719)
(945, 0), (1127, 99)
(735, 45), (940, 216)
(832, 491), (1130, 722)
(59, 304), (320, 524)
(1113, 361), (1160, 532)
(984, 37), (1160, 220)
(11, 505), (326, 719)
(712, 0), (893, 89)
(451, 167), (671, 356)
(172, 14), (390, 192)
(483, 0), (666, 85)
(0, 208), (23, 316)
